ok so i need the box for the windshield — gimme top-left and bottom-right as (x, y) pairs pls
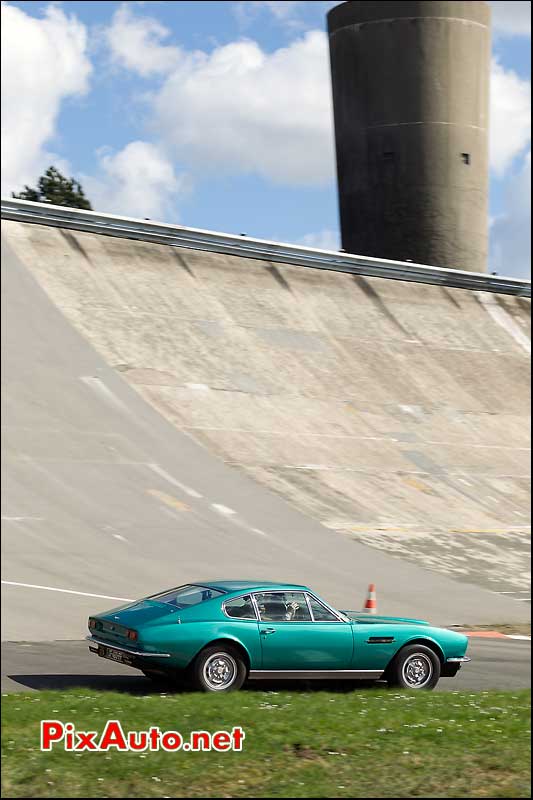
(149, 584), (224, 608)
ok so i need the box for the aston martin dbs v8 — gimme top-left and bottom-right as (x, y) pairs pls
(87, 581), (470, 691)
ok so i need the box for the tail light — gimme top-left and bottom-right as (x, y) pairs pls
(127, 629), (138, 641)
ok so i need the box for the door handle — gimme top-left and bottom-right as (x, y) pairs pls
(260, 628), (277, 635)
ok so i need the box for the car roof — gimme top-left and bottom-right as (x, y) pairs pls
(194, 580), (309, 593)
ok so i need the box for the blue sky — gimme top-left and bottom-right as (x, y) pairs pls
(1, 1), (531, 276)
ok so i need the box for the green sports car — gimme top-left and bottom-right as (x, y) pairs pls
(87, 580), (470, 692)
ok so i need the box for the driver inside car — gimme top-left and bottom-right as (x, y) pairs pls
(259, 599), (301, 621)
(285, 600), (300, 620)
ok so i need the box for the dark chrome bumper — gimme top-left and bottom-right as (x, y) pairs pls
(442, 655), (471, 677)
(86, 635), (171, 658)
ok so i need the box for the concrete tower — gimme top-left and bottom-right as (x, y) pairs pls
(327, 1), (491, 271)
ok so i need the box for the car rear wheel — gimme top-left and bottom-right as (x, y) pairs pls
(387, 644), (441, 690)
(191, 645), (247, 692)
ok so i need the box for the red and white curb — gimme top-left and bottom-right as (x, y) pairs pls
(457, 630), (531, 640)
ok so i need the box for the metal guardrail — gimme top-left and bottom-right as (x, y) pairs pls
(1, 198), (530, 297)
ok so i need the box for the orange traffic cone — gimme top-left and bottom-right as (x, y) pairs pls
(363, 583), (377, 614)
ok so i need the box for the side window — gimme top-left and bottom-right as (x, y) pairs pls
(150, 584), (224, 608)
(254, 592), (311, 622)
(223, 595), (256, 620)
(307, 595), (340, 622)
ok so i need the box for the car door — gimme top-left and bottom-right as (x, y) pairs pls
(254, 591), (353, 670)
(220, 594), (263, 666)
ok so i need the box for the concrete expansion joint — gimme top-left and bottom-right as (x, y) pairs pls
(330, 17), (490, 32)
(365, 121), (486, 132)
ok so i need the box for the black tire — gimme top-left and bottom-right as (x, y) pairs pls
(386, 644), (441, 690)
(190, 645), (247, 692)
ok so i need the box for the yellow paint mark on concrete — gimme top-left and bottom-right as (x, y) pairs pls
(450, 528), (527, 535)
(403, 477), (435, 495)
(147, 489), (190, 512)
(326, 523), (408, 533)
(324, 521), (529, 536)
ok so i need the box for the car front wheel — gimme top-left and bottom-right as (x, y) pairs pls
(387, 644), (441, 690)
(191, 645), (247, 692)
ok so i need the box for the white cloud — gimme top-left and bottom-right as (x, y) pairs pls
(260, 1), (305, 21)
(106, 8), (529, 188)
(82, 140), (189, 220)
(105, 3), (181, 77)
(489, 1), (531, 37)
(296, 228), (340, 251)
(234, 2), (531, 39)
(490, 153), (531, 278)
(96, 3), (530, 273)
(1, 2), (92, 195)
(233, 1), (306, 29)
(233, 1), (336, 31)
(490, 59), (531, 175)
(81, 141), (187, 220)
(151, 30), (335, 186)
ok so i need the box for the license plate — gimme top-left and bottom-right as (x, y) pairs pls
(99, 646), (131, 664)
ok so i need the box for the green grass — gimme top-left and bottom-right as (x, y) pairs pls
(2, 688), (531, 798)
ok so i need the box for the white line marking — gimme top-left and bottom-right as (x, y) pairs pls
(398, 404), (423, 417)
(234, 518), (268, 538)
(1, 516), (44, 522)
(184, 383), (210, 391)
(209, 505), (269, 538)
(1, 581), (133, 602)
(211, 504), (237, 516)
(160, 506), (190, 523)
(507, 635), (531, 640)
(225, 514), (270, 539)
(147, 463), (202, 498)
(80, 375), (135, 416)
(476, 292), (531, 355)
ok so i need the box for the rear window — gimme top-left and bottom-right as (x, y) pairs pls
(149, 585), (224, 608)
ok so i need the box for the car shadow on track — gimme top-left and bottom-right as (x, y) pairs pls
(6, 674), (152, 693)
(7, 673), (384, 694)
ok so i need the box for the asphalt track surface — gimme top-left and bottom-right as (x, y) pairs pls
(1, 237), (530, 692)
(1, 638), (530, 693)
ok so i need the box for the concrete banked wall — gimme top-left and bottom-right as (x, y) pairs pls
(3, 220), (531, 595)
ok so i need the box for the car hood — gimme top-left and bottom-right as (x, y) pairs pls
(341, 612), (430, 626)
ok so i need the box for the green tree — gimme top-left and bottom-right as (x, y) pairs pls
(12, 166), (93, 210)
